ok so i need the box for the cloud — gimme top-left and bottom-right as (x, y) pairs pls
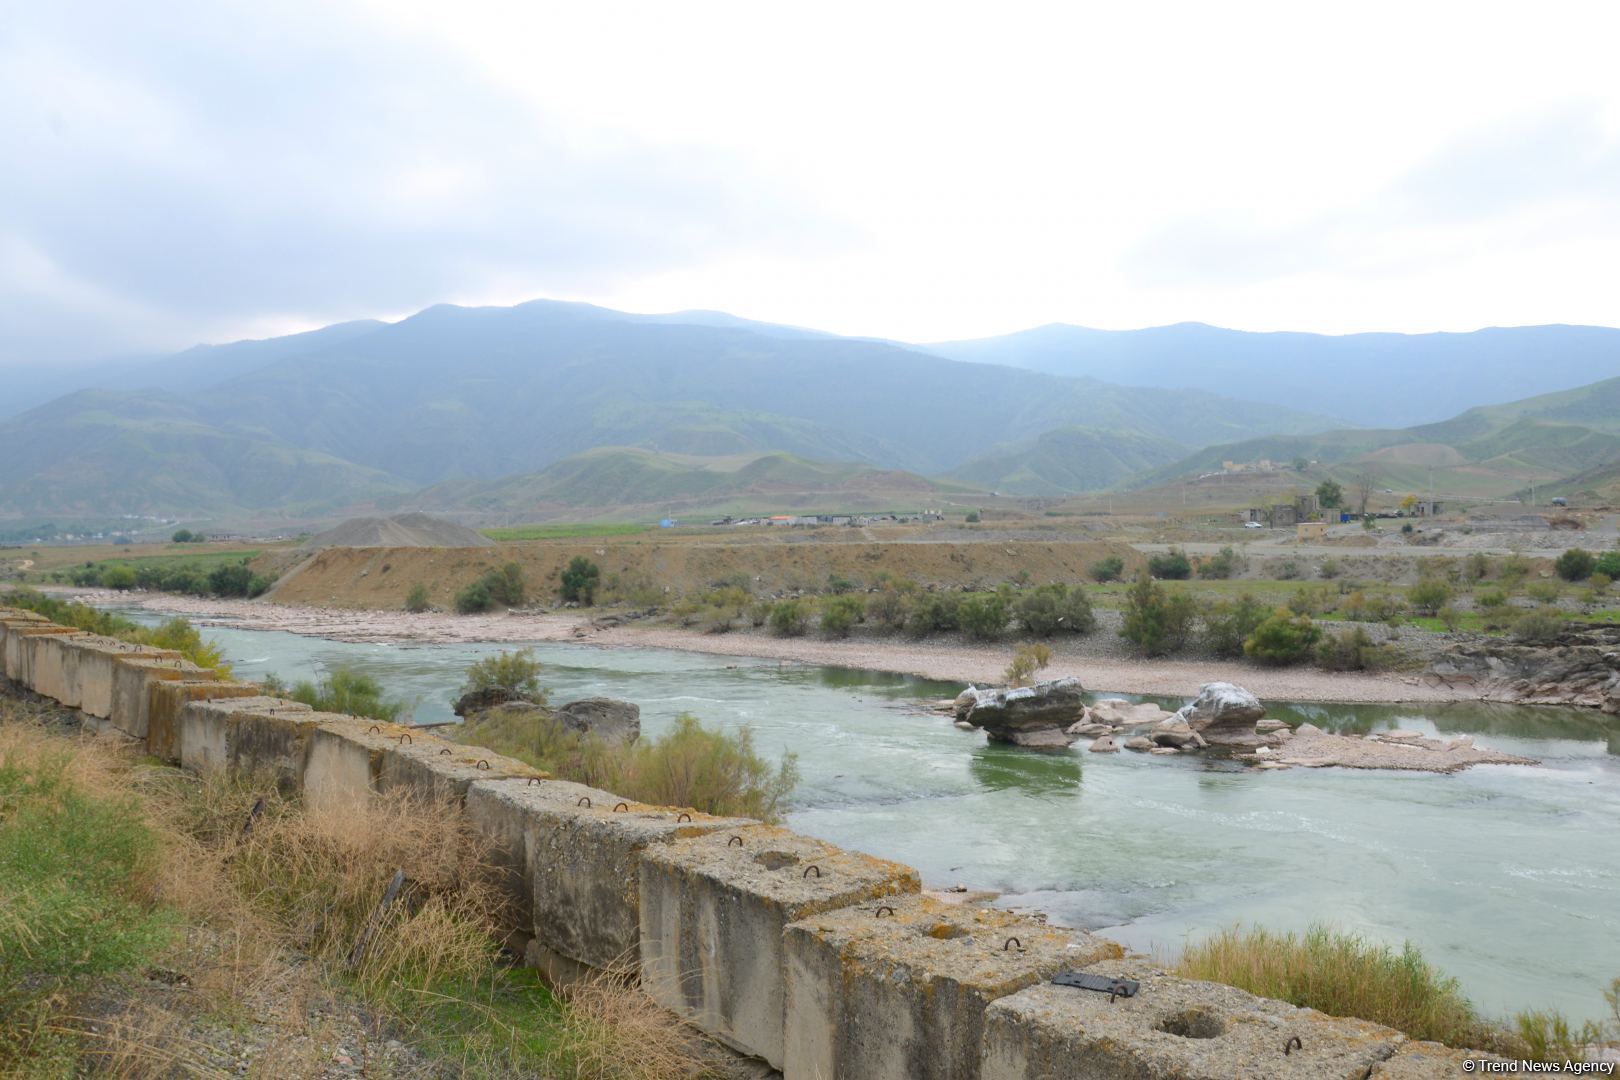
(1120, 103), (1620, 291)
(0, 1), (838, 364)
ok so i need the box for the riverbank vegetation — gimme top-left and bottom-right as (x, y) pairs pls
(0, 693), (718, 1078)
(1, 588), (230, 674)
(1178, 924), (1618, 1063)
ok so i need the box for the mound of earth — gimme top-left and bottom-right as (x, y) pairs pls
(301, 512), (494, 550)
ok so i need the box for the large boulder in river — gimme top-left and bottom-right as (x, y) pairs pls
(964, 678), (1086, 747)
(555, 698), (641, 744)
(454, 685), (527, 718)
(1175, 682), (1266, 743)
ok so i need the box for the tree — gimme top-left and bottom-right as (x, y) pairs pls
(1315, 480), (1343, 509)
(1292, 457), (1310, 472)
(1554, 548), (1594, 582)
(1354, 474), (1374, 518)
(1400, 494), (1419, 515)
(461, 647), (545, 701)
(1243, 608), (1321, 666)
(559, 556), (600, 604)
(1119, 573), (1195, 657)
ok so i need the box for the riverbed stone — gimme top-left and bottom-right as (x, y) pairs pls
(1177, 682), (1267, 744)
(1089, 698), (1177, 728)
(981, 958), (1405, 1080)
(782, 894), (1121, 1080)
(1088, 735), (1118, 753)
(1124, 736), (1153, 751)
(639, 825), (919, 1068)
(555, 697), (641, 744)
(964, 678), (1087, 745)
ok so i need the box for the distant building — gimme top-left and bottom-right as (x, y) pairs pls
(1296, 521), (1327, 542)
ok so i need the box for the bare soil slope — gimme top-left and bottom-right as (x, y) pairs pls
(300, 511), (495, 550)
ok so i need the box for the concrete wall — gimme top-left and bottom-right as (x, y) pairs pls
(0, 606), (1481, 1079)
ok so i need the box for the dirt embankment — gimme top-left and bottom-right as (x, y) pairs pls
(257, 537), (1144, 611)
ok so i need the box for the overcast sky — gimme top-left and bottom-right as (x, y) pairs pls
(4, 0), (1619, 367)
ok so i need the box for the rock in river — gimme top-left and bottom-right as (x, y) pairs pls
(554, 698), (641, 744)
(962, 678), (1087, 747)
(1176, 682), (1267, 744)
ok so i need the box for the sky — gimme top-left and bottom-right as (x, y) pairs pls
(4, 0), (1619, 367)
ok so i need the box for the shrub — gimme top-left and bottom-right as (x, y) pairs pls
(483, 562), (526, 606)
(1202, 594), (1268, 659)
(1276, 559), (1301, 580)
(1464, 552), (1491, 581)
(1197, 546), (1242, 580)
(769, 599), (811, 637)
(1499, 554), (1531, 583)
(1525, 580), (1561, 604)
(1554, 548), (1594, 582)
(825, 573), (858, 595)
(958, 593), (1010, 640)
(1406, 578), (1452, 616)
(99, 564), (137, 590)
(819, 595), (865, 639)
(964, 511), (980, 523)
(404, 582), (431, 612)
(1318, 559), (1341, 580)
(1315, 626), (1381, 671)
(1089, 556), (1125, 583)
(1287, 584), (1336, 617)
(1243, 608), (1321, 665)
(455, 580), (493, 614)
(1595, 551), (1620, 578)
(1436, 604), (1464, 632)
(1147, 548), (1192, 580)
(460, 648), (544, 701)
(1119, 573), (1196, 657)
(904, 592), (961, 637)
(207, 561), (257, 597)
(1590, 572), (1612, 593)
(559, 556), (599, 605)
(747, 600), (772, 628)
(288, 668), (409, 723)
(865, 582), (913, 629)
(460, 710), (798, 822)
(1512, 607), (1565, 644)
(1014, 584), (1096, 637)
(1176, 924), (1477, 1047)
(1003, 643), (1052, 687)
(1476, 588), (1508, 611)
(171, 528), (199, 543)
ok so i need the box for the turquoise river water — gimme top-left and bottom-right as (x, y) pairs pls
(138, 615), (1620, 1024)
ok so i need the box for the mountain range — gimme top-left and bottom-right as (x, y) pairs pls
(2, 299), (1618, 519)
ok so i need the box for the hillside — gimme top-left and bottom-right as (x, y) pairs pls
(0, 299), (1336, 517)
(1133, 374), (1620, 500)
(927, 322), (1620, 429)
(944, 427), (1184, 495)
(405, 447), (968, 519)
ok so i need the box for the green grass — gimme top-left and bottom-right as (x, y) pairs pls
(480, 523), (651, 541)
(0, 729), (174, 1071)
(27, 548), (262, 584)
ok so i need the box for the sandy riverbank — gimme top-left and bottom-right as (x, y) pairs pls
(70, 590), (1474, 704)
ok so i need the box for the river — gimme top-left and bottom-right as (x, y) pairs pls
(138, 615), (1620, 1025)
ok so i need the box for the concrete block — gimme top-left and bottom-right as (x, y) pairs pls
(14, 627), (84, 699)
(378, 729), (544, 805)
(463, 778), (753, 971)
(301, 717), (401, 814)
(639, 824), (921, 1068)
(146, 679), (260, 761)
(979, 958), (1405, 1080)
(179, 696), (316, 786)
(1369, 1041), (1505, 1078)
(783, 895), (1121, 1080)
(58, 635), (138, 718)
(0, 614), (57, 681)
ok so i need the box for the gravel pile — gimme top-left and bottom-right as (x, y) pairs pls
(301, 512), (494, 550)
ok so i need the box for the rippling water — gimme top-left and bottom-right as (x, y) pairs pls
(137, 614), (1620, 1023)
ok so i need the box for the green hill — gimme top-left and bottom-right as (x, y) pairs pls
(405, 447), (970, 519)
(944, 427), (1184, 495)
(1133, 375), (1620, 501)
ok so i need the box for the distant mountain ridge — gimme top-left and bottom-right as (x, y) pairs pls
(0, 299), (1335, 516)
(927, 322), (1620, 428)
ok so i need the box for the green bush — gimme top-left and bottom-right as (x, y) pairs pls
(1197, 546), (1242, 579)
(1243, 608), (1321, 665)
(559, 556), (599, 605)
(1464, 552), (1491, 581)
(1315, 626), (1383, 671)
(1595, 551), (1620, 578)
(460, 710), (798, 822)
(1014, 584), (1096, 637)
(207, 561), (258, 598)
(1475, 588), (1508, 611)
(769, 599), (812, 637)
(1202, 594), (1268, 659)
(171, 528), (199, 543)
(482, 562), (526, 606)
(904, 592), (961, 637)
(1318, 559), (1341, 580)
(957, 593), (1009, 640)
(1499, 554), (1531, 583)
(1147, 549), (1192, 580)
(819, 595), (865, 638)
(825, 573), (858, 595)
(1512, 607), (1564, 644)
(404, 582), (431, 612)
(460, 648), (545, 701)
(99, 564), (137, 590)
(865, 582), (913, 629)
(289, 668), (409, 722)
(1089, 556), (1125, 583)
(1554, 548), (1594, 582)
(455, 580), (493, 614)
(964, 510), (981, 523)
(1525, 580), (1561, 603)
(1406, 578), (1452, 615)
(1119, 573), (1196, 657)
